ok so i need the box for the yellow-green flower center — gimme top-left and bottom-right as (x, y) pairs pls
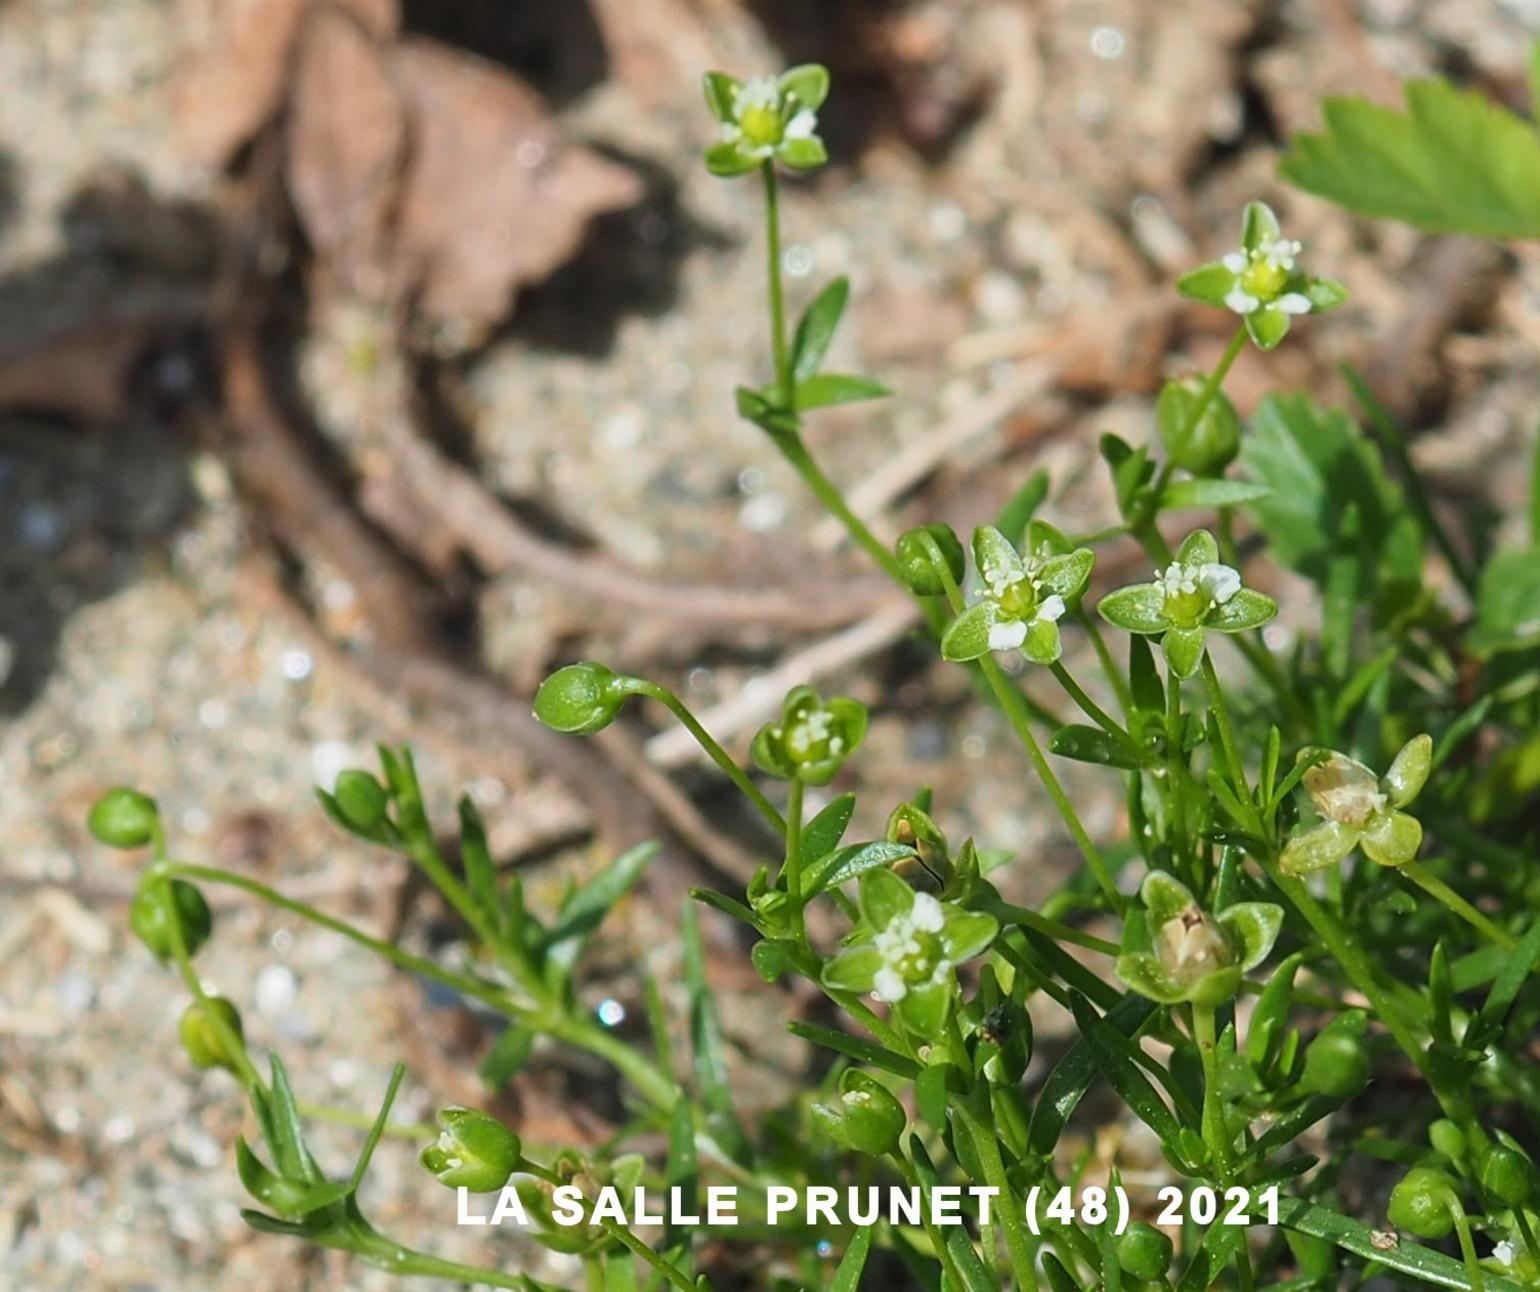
(1241, 256), (1288, 300)
(997, 579), (1039, 621)
(740, 104), (783, 148)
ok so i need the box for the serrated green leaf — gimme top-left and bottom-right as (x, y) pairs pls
(1280, 78), (1540, 239)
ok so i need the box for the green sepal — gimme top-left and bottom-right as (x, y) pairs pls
(1162, 625), (1207, 678)
(1098, 584), (1168, 634)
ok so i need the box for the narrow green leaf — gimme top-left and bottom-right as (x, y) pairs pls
(682, 904), (750, 1162)
(1067, 992), (1183, 1144)
(794, 373), (891, 411)
(457, 795), (501, 937)
(479, 1025), (537, 1090)
(665, 1096), (697, 1252)
(791, 277), (849, 383)
(994, 470), (1051, 546)
(802, 794), (856, 868)
(348, 1062), (405, 1190)
(803, 841), (917, 897)
(1158, 478), (1273, 510)
(787, 1021), (921, 1078)
(827, 1225), (874, 1292)
(267, 1054), (319, 1185)
(1028, 994), (1156, 1154)
(545, 842), (658, 976)
(1049, 723), (1143, 770)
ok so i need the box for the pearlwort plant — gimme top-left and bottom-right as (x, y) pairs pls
(89, 56), (1540, 1292)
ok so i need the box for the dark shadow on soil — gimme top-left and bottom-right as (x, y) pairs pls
(400, 0), (609, 107)
(0, 166), (212, 714)
(504, 148), (729, 358)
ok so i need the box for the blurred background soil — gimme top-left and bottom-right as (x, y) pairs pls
(1, 0), (1537, 1287)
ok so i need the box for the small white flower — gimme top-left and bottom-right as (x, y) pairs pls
(988, 620), (1028, 651)
(1225, 288), (1260, 315)
(1197, 563), (1240, 605)
(1160, 563), (1200, 598)
(910, 892), (945, 932)
(1038, 594), (1066, 623)
(1222, 252), (1246, 273)
(1258, 237), (1302, 269)
(1493, 1241), (1517, 1268)
(872, 967), (907, 1002)
(1277, 292), (1312, 315)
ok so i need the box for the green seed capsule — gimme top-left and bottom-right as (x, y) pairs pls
(894, 524), (965, 596)
(533, 662), (627, 735)
(1429, 1119), (1466, 1163)
(1117, 1222), (1174, 1282)
(332, 769), (389, 833)
(1387, 1167), (1458, 1240)
(1301, 1030), (1370, 1099)
(130, 878), (213, 963)
(87, 787), (161, 849)
(1156, 377), (1241, 477)
(835, 1071), (906, 1157)
(179, 997), (246, 1073)
(420, 1107), (522, 1192)
(1478, 1144), (1533, 1207)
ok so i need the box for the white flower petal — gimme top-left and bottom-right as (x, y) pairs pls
(1277, 292), (1312, 315)
(1222, 252), (1246, 273)
(988, 620), (1028, 652)
(1198, 563), (1241, 605)
(872, 968), (908, 1002)
(1036, 594), (1066, 624)
(1224, 289), (1259, 315)
(909, 892), (945, 933)
(784, 109), (817, 139)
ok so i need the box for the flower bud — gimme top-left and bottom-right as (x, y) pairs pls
(88, 787), (160, 849)
(1478, 1145), (1533, 1208)
(1157, 377), (1241, 476)
(894, 524), (965, 596)
(332, 769), (389, 833)
(420, 1107), (522, 1192)
(130, 878), (213, 963)
(1117, 1222), (1174, 1282)
(1387, 1167), (1458, 1239)
(835, 1070), (906, 1156)
(179, 996), (246, 1073)
(533, 662), (628, 735)
(1300, 1013), (1370, 1099)
(1429, 1119), (1466, 1163)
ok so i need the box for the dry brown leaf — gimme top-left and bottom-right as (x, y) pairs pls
(390, 37), (644, 327)
(173, 0), (309, 168)
(284, 5), (405, 296)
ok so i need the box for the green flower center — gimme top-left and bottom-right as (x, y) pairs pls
(891, 930), (943, 984)
(784, 708), (838, 765)
(996, 578), (1039, 621)
(1241, 256), (1288, 300)
(740, 103), (783, 147)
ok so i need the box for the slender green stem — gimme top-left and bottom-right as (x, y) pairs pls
(784, 779), (806, 939)
(1449, 1205), (1486, 1292)
(1193, 1003), (1231, 1177)
(953, 1100), (1037, 1290)
(977, 654), (1123, 913)
(1262, 861), (1428, 1078)
(1513, 1204), (1540, 1272)
(522, 1159), (702, 1292)
(1050, 661), (1129, 741)
(155, 870), (263, 1089)
(1166, 667), (1191, 875)
(297, 1101), (436, 1141)
(383, 1248), (532, 1289)
(990, 902), (1120, 956)
(761, 162), (792, 407)
(1180, 325), (1248, 456)
(889, 1149), (973, 1292)
(1078, 609), (1134, 718)
(1200, 651), (1262, 835)
(162, 863), (522, 1017)
(1401, 861), (1516, 950)
(631, 681), (786, 834)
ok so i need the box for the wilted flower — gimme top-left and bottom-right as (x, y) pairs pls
(941, 524), (1095, 667)
(1116, 871), (1282, 1006)
(1280, 734), (1432, 874)
(751, 685), (867, 785)
(1097, 529), (1277, 677)
(702, 66), (829, 176)
(822, 869), (997, 1033)
(1177, 201), (1346, 350)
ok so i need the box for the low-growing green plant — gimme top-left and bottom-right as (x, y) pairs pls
(90, 58), (1540, 1292)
